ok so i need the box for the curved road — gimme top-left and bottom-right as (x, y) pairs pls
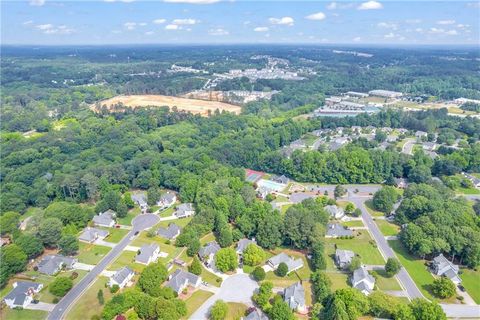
(47, 213), (159, 320)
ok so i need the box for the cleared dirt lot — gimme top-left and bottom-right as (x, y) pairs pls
(92, 95), (241, 116)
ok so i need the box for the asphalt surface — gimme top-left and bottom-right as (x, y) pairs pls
(47, 213), (159, 320)
(402, 138), (416, 155)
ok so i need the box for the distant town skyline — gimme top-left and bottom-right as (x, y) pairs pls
(1, 0), (479, 45)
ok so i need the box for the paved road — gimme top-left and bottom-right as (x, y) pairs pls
(348, 197), (424, 300)
(190, 273), (258, 320)
(401, 138), (416, 155)
(47, 213), (159, 320)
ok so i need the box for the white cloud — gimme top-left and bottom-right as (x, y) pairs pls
(165, 24), (179, 30)
(36, 24), (53, 30)
(437, 20), (455, 25)
(172, 18), (197, 25)
(145, 31), (154, 35)
(138, 22), (147, 26)
(305, 12), (326, 21)
(377, 22), (397, 30)
(415, 28), (423, 33)
(124, 22), (137, 30)
(23, 20), (34, 25)
(164, 0), (220, 3)
(254, 27), (269, 32)
(358, 1), (383, 10)
(429, 27), (444, 34)
(104, 0), (135, 2)
(208, 28), (229, 36)
(384, 32), (395, 38)
(405, 19), (422, 24)
(35, 23), (74, 35)
(29, 0), (45, 6)
(326, 2), (337, 10)
(353, 36), (361, 42)
(445, 29), (458, 35)
(153, 19), (166, 24)
(269, 17), (294, 26)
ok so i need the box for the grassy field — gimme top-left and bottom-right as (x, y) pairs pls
(325, 231), (385, 266)
(0, 308), (47, 320)
(342, 220), (364, 228)
(93, 95), (242, 116)
(200, 233), (216, 245)
(371, 269), (402, 291)
(77, 242), (111, 264)
(183, 290), (214, 319)
(159, 206), (175, 218)
(388, 240), (435, 300)
(460, 268), (480, 304)
(117, 207), (140, 225)
(374, 219), (400, 236)
(66, 276), (112, 320)
(364, 200), (385, 217)
(226, 302), (248, 320)
(326, 272), (350, 291)
(200, 267), (223, 287)
(130, 231), (183, 264)
(108, 250), (146, 273)
(457, 187), (480, 195)
(264, 248), (311, 287)
(101, 227), (129, 243)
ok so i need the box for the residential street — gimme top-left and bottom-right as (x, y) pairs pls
(401, 138), (416, 155)
(47, 213), (159, 320)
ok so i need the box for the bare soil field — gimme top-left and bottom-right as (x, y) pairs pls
(92, 94), (241, 116)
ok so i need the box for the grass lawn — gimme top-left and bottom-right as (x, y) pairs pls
(374, 219), (400, 236)
(325, 231), (385, 266)
(326, 272), (349, 291)
(460, 268), (480, 304)
(117, 207), (140, 225)
(159, 206), (175, 218)
(0, 308), (47, 320)
(200, 266), (223, 287)
(281, 204), (293, 215)
(226, 302), (248, 320)
(371, 269), (402, 291)
(66, 276), (112, 320)
(264, 248), (311, 287)
(364, 200), (385, 217)
(77, 242), (111, 264)
(342, 220), (364, 228)
(388, 240), (435, 300)
(130, 231), (183, 264)
(200, 232), (216, 245)
(101, 227), (129, 243)
(303, 281), (313, 306)
(108, 251), (146, 273)
(274, 195), (290, 202)
(457, 187), (480, 195)
(183, 290), (214, 319)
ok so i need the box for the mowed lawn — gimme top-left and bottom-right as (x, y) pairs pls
(66, 276), (112, 320)
(460, 268), (480, 304)
(77, 242), (111, 264)
(183, 290), (214, 319)
(101, 227), (130, 243)
(326, 272), (350, 291)
(374, 219), (400, 236)
(342, 220), (364, 228)
(264, 248), (312, 288)
(325, 231), (385, 266)
(371, 270), (402, 291)
(117, 207), (140, 225)
(364, 200), (385, 217)
(0, 308), (47, 320)
(226, 303), (248, 320)
(389, 240), (435, 300)
(108, 250), (146, 273)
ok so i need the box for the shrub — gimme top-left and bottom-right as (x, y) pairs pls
(432, 277), (456, 299)
(385, 258), (401, 277)
(276, 262), (288, 277)
(49, 277), (73, 297)
(110, 284), (120, 294)
(209, 300), (228, 320)
(252, 267), (266, 281)
(70, 272), (78, 280)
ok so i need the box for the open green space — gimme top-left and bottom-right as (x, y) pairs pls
(108, 250), (146, 273)
(374, 219), (400, 236)
(364, 200), (384, 217)
(66, 276), (112, 320)
(77, 242), (111, 264)
(460, 268), (480, 304)
(101, 227), (129, 243)
(183, 290), (214, 319)
(200, 266), (223, 287)
(342, 220), (364, 228)
(371, 269), (402, 291)
(0, 308), (47, 320)
(326, 272), (350, 291)
(325, 231), (385, 266)
(117, 207), (140, 225)
(159, 206), (175, 218)
(226, 303), (248, 320)
(264, 248), (311, 287)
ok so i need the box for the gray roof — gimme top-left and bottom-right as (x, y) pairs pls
(325, 205), (345, 218)
(290, 193), (315, 204)
(160, 193), (176, 203)
(268, 253), (303, 272)
(4, 281), (42, 306)
(236, 239), (256, 254)
(136, 244), (159, 264)
(198, 241), (220, 259)
(244, 309), (268, 320)
(433, 254), (459, 275)
(326, 223), (353, 237)
(157, 223), (181, 239)
(131, 193), (147, 206)
(335, 249), (355, 265)
(272, 175), (289, 185)
(352, 267), (375, 289)
(37, 255), (76, 275)
(93, 210), (116, 226)
(176, 203), (194, 217)
(165, 269), (200, 293)
(111, 266), (134, 285)
(284, 282), (305, 310)
(79, 227), (109, 242)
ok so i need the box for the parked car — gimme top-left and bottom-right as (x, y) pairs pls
(458, 285), (466, 292)
(134, 231), (139, 235)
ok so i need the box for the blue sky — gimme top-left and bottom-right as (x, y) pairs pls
(1, 0), (479, 45)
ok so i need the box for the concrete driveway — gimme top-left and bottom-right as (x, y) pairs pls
(190, 274), (259, 320)
(26, 302), (56, 312)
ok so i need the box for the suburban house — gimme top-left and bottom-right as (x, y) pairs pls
(108, 266), (135, 289)
(175, 203), (195, 218)
(415, 130), (428, 140)
(335, 249), (355, 269)
(37, 254), (76, 276)
(79, 227), (109, 243)
(394, 178), (408, 189)
(242, 309), (268, 320)
(131, 193), (148, 213)
(272, 175), (289, 185)
(422, 142), (437, 151)
(351, 266), (375, 295)
(325, 223), (353, 238)
(157, 192), (177, 209)
(325, 205), (345, 219)
(135, 244), (160, 265)
(267, 253), (304, 274)
(157, 223), (181, 240)
(283, 282), (307, 313)
(93, 209), (116, 228)
(3, 281), (43, 309)
(236, 238), (256, 256)
(431, 254), (462, 284)
(165, 269), (201, 294)
(463, 173), (480, 188)
(198, 241), (221, 268)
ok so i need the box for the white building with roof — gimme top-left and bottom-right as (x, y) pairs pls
(109, 267), (135, 289)
(335, 249), (355, 269)
(431, 254), (462, 284)
(135, 244), (160, 265)
(267, 253), (303, 274)
(3, 281), (43, 309)
(283, 282), (307, 313)
(351, 266), (375, 295)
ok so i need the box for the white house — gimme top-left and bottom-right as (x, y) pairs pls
(284, 282), (307, 313)
(157, 192), (177, 209)
(198, 241), (221, 268)
(431, 254), (462, 284)
(165, 269), (201, 294)
(135, 244), (160, 265)
(351, 266), (375, 295)
(267, 253), (303, 274)
(175, 203), (195, 218)
(92, 209), (116, 228)
(325, 205), (345, 219)
(109, 267), (135, 289)
(3, 281), (43, 309)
